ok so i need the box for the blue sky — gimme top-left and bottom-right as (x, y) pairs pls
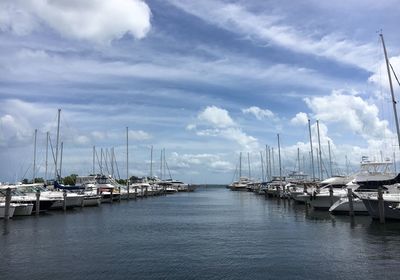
(1, 0), (400, 184)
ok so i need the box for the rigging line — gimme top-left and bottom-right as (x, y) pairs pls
(114, 152), (121, 180)
(48, 136), (58, 179)
(390, 63), (400, 87)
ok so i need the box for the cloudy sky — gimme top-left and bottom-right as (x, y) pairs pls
(1, 0), (400, 184)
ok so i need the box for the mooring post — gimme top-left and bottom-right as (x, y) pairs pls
(378, 187), (385, 224)
(110, 188), (114, 203)
(4, 188), (11, 220)
(127, 183), (130, 201)
(118, 187), (121, 202)
(145, 185), (148, 197)
(36, 190), (40, 216)
(329, 185), (334, 206)
(81, 194), (85, 208)
(347, 188), (354, 217)
(63, 190), (67, 212)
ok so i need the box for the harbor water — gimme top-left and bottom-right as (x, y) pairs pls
(2, 186), (400, 280)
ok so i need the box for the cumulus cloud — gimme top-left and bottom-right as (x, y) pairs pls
(190, 106), (260, 151)
(368, 55), (400, 91)
(198, 105), (236, 128)
(242, 106), (274, 120)
(305, 90), (394, 141)
(168, 152), (234, 173)
(290, 112), (308, 126)
(0, 0), (152, 44)
(128, 130), (152, 141)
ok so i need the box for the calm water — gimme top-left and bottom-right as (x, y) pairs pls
(2, 186), (400, 280)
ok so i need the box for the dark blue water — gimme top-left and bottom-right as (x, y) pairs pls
(2, 186), (400, 280)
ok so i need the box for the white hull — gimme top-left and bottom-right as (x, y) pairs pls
(309, 194), (342, 209)
(329, 197), (368, 214)
(50, 196), (84, 209)
(12, 203), (34, 216)
(83, 195), (101, 207)
(0, 203), (16, 218)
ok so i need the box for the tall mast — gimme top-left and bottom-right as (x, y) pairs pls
(268, 146), (272, 179)
(126, 127), (129, 190)
(239, 152), (242, 178)
(247, 152), (251, 179)
(328, 140), (333, 177)
(33, 129), (37, 183)
(265, 145), (269, 180)
(277, 134), (282, 183)
(317, 120), (323, 180)
(297, 147), (300, 173)
(100, 148), (103, 175)
(55, 109), (61, 180)
(150, 145), (153, 178)
(59, 142), (63, 179)
(93, 146), (96, 174)
(160, 149), (163, 180)
(380, 33), (400, 151)
(260, 151), (265, 182)
(272, 148), (275, 176)
(45, 131), (49, 183)
(111, 147), (114, 178)
(308, 119), (315, 181)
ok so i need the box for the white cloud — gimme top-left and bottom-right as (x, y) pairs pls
(188, 106), (260, 151)
(0, 0), (152, 44)
(290, 112), (308, 126)
(198, 106), (236, 128)
(168, 0), (378, 71)
(305, 90), (394, 141)
(0, 2), (37, 35)
(168, 152), (234, 173)
(128, 130), (152, 141)
(242, 106), (274, 120)
(186, 124), (196, 131)
(368, 55), (400, 91)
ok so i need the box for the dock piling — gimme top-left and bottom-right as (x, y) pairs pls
(378, 187), (385, 224)
(329, 186), (334, 206)
(63, 190), (67, 211)
(36, 190), (40, 216)
(347, 188), (354, 217)
(4, 188), (11, 220)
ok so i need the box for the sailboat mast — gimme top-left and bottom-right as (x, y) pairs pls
(277, 134), (282, 184)
(380, 33), (400, 150)
(33, 129), (37, 183)
(260, 151), (264, 182)
(45, 131), (49, 183)
(239, 152), (242, 178)
(150, 145), (153, 178)
(308, 119), (315, 181)
(55, 109), (61, 180)
(328, 140), (333, 177)
(93, 145), (95, 174)
(100, 148), (103, 175)
(126, 127), (129, 197)
(317, 120), (323, 180)
(247, 152), (251, 179)
(59, 142), (63, 179)
(297, 147), (300, 173)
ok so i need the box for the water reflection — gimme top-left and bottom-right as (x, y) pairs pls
(2, 220), (9, 236)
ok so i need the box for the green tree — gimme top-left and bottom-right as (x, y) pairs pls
(34, 177), (44, 183)
(63, 174), (78, 185)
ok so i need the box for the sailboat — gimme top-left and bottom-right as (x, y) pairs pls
(360, 33), (400, 220)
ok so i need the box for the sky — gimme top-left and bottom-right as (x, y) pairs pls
(1, 0), (400, 184)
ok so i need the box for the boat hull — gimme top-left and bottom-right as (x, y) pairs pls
(362, 198), (400, 220)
